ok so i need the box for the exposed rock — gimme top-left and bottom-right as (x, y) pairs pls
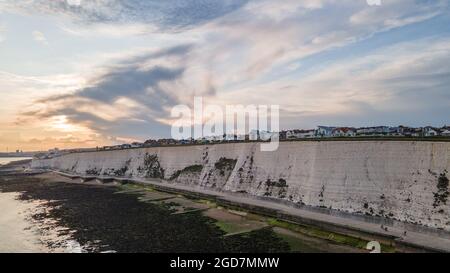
(142, 153), (164, 179)
(32, 141), (450, 231)
(170, 165), (203, 181)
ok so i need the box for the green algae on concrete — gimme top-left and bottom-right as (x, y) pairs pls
(267, 218), (396, 253)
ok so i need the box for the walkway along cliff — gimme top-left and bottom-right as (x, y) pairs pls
(31, 141), (450, 232)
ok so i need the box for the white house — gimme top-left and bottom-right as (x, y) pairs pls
(423, 127), (438, 137)
(286, 129), (316, 139)
(316, 126), (335, 137)
(356, 126), (389, 136)
(120, 144), (132, 149)
(204, 135), (225, 142)
(389, 127), (402, 136)
(412, 128), (423, 137)
(441, 129), (450, 137)
(332, 127), (356, 137)
(249, 130), (259, 141)
(259, 130), (278, 140)
(131, 142), (144, 148)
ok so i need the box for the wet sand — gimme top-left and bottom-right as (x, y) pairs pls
(0, 192), (47, 253)
(0, 160), (47, 252)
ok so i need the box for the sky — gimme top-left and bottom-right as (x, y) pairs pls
(0, 0), (450, 151)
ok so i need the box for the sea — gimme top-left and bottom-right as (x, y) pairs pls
(0, 157), (32, 166)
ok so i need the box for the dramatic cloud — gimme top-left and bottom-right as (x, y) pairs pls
(200, 0), (448, 83)
(0, 0), (249, 31)
(1, 0), (449, 150)
(219, 37), (450, 128)
(19, 45), (199, 140)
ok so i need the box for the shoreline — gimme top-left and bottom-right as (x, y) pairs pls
(1, 159), (448, 253)
(0, 192), (48, 253)
(0, 160), (83, 253)
(31, 169), (450, 252)
(0, 166), (328, 253)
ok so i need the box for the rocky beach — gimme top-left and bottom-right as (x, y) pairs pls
(0, 159), (368, 253)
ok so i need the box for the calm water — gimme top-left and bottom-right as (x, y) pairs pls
(0, 157), (32, 165)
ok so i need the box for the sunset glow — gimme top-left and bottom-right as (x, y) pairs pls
(1, 0), (449, 152)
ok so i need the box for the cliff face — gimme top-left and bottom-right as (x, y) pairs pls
(32, 141), (450, 230)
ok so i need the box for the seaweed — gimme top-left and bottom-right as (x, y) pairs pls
(433, 172), (449, 208)
(114, 159), (131, 177)
(214, 158), (237, 172)
(264, 178), (289, 198)
(142, 153), (165, 179)
(86, 167), (100, 176)
(170, 165), (203, 180)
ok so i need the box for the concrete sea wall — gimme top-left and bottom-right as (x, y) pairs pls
(31, 141), (450, 231)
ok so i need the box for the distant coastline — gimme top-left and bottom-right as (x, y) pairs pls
(0, 152), (39, 158)
(0, 157), (32, 166)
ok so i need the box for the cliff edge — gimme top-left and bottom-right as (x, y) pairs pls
(32, 141), (450, 231)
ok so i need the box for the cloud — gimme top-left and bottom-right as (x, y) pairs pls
(32, 30), (49, 45)
(0, 132), (115, 151)
(3, 0), (450, 148)
(0, 24), (5, 42)
(58, 23), (153, 37)
(219, 36), (450, 128)
(19, 44), (198, 140)
(0, 0), (249, 31)
(184, 0), (448, 90)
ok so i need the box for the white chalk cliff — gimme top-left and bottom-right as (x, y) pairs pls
(32, 141), (450, 231)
